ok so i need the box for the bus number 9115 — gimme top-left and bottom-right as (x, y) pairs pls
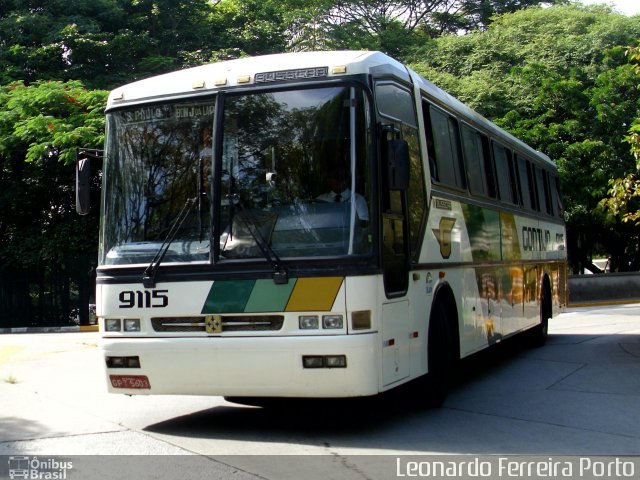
(119, 290), (169, 309)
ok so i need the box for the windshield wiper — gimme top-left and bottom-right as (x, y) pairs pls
(142, 197), (196, 288)
(226, 193), (288, 285)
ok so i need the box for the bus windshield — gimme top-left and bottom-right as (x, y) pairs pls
(99, 85), (372, 266)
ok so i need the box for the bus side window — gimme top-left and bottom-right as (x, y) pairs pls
(482, 135), (496, 198)
(535, 166), (549, 215)
(428, 106), (466, 190)
(526, 160), (539, 211)
(553, 175), (564, 218)
(506, 149), (521, 206)
(492, 141), (517, 204)
(516, 154), (532, 211)
(541, 169), (554, 216)
(461, 125), (488, 197)
(421, 100), (438, 182)
(493, 142), (522, 205)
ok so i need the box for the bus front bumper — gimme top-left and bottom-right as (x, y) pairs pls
(102, 333), (379, 397)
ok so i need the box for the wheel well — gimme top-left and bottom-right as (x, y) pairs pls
(432, 283), (460, 360)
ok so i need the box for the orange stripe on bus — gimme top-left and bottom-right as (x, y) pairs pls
(285, 277), (343, 312)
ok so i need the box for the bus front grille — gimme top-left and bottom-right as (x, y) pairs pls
(151, 315), (285, 333)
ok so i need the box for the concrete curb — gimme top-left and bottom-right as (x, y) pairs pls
(567, 298), (640, 308)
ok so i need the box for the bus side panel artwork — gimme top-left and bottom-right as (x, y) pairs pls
(421, 200), (566, 356)
(420, 197), (475, 265)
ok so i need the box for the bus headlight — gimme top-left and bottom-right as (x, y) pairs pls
(299, 315), (319, 330)
(124, 318), (141, 332)
(105, 318), (121, 332)
(322, 315), (343, 329)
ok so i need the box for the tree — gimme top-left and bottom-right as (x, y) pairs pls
(0, 81), (107, 326)
(409, 5), (640, 272)
(0, 0), (219, 89)
(283, 0), (563, 58)
(600, 45), (640, 268)
(207, 0), (292, 58)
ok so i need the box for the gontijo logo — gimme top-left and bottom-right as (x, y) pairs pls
(8, 457), (73, 479)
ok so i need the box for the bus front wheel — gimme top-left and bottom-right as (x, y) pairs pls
(424, 300), (456, 407)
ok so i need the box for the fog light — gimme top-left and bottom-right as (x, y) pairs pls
(322, 314), (343, 329)
(106, 356), (125, 368)
(125, 356), (141, 368)
(299, 315), (319, 330)
(106, 356), (141, 369)
(302, 356), (324, 368)
(124, 318), (141, 332)
(105, 318), (121, 332)
(324, 355), (347, 368)
(302, 355), (347, 369)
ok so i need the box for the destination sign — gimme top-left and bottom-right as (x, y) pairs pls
(255, 67), (329, 83)
(120, 103), (215, 124)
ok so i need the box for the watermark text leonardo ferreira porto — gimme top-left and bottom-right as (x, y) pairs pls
(395, 457), (635, 478)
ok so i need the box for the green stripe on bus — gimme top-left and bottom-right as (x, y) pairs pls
(244, 278), (296, 312)
(201, 279), (255, 314)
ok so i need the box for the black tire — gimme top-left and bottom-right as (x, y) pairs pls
(425, 300), (456, 407)
(531, 281), (551, 347)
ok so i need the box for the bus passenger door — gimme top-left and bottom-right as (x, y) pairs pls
(375, 80), (415, 386)
(380, 159), (411, 386)
(382, 191), (409, 297)
(374, 81), (413, 298)
(382, 300), (410, 386)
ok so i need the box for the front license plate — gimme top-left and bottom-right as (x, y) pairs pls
(110, 375), (151, 389)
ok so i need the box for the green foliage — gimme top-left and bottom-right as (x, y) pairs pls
(0, 81), (106, 164)
(626, 45), (640, 165)
(602, 174), (640, 224)
(0, 80), (107, 324)
(208, 0), (292, 57)
(0, 0), (564, 86)
(600, 45), (640, 231)
(0, 0), (221, 88)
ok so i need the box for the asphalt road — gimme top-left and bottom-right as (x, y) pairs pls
(1, 304), (639, 479)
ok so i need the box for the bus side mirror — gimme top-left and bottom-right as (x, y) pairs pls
(386, 139), (410, 190)
(76, 148), (104, 215)
(76, 156), (91, 215)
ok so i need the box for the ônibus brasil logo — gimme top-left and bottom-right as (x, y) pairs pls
(7, 457), (73, 479)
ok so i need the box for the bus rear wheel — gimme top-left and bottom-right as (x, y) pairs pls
(531, 280), (551, 347)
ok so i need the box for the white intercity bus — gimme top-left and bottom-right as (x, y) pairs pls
(77, 50), (567, 404)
